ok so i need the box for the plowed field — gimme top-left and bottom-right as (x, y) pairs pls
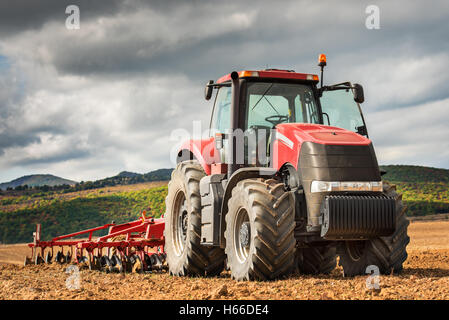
(1, 220), (448, 300)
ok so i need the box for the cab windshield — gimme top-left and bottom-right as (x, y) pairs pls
(245, 82), (320, 129)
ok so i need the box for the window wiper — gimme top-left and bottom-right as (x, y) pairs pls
(263, 97), (280, 115)
(252, 83), (274, 110)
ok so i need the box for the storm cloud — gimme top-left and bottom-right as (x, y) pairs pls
(0, 0), (448, 182)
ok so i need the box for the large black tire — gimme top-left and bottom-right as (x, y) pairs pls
(296, 246), (337, 275)
(225, 178), (296, 280)
(164, 161), (225, 277)
(338, 182), (410, 276)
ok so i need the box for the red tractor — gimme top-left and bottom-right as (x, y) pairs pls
(164, 54), (410, 280)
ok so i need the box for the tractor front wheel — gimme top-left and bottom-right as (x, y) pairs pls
(224, 178), (296, 280)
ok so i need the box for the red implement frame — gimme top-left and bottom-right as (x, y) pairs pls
(27, 211), (165, 272)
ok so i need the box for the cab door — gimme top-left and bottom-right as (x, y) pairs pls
(319, 87), (368, 137)
(208, 86), (232, 171)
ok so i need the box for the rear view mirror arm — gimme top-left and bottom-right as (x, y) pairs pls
(318, 82), (364, 103)
(207, 82), (231, 88)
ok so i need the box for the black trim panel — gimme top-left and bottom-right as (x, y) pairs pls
(298, 142), (381, 231)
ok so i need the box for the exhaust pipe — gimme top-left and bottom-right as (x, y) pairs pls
(228, 71), (239, 179)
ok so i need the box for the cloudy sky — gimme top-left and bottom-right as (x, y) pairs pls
(0, 0), (448, 182)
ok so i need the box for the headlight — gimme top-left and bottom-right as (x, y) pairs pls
(310, 181), (383, 193)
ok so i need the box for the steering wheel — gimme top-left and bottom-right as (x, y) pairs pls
(265, 115), (288, 127)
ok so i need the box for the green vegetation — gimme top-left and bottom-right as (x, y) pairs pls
(380, 165), (449, 183)
(0, 186), (167, 244)
(0, 169), (173, 194)
(0, 165), (448, 244)
(380, 165), (449, 216)
(85, 169), (173, 189)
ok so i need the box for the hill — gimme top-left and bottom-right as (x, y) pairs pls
(94, 168), (173, 187)
(0, 182), (168, 244)
(0, 174), (77, 191)
(380, 165), (449, 217)
(380, 165), (449, 183)
(0, 165), (448, 244)
(0, 169), (174, 193)
(117, 171), (140, 178)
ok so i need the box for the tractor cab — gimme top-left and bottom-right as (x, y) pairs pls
(205, 63), (368, 174)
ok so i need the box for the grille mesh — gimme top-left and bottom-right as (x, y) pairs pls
(320, 195), (396, 239)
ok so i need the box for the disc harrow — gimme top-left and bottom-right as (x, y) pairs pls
(25, 211), (166, 273)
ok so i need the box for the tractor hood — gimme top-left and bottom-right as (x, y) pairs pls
(274, 123), (381, 232)
(276, 123), (371, 147)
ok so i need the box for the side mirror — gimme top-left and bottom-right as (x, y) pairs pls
(204, 80), (214, 100)
(353, 83), (364, 103)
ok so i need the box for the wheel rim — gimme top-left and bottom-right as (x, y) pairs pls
(173, 191), (188, 256)
(346, 241), (366, 261)
(233, 208), (251, 264)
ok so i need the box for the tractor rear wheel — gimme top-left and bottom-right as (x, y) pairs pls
(165, 161), (226, 277)
(338, 182), (410, 276)
(224, 178), (296, 280)
(296, 246), (336, 275)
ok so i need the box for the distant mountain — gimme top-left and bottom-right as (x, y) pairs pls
(142, 168), (173, 181)
(380, 165), (449, 183)
(72, 168), (174, 191)
(117, 171), (140, 178)
(0, 174), (77, 190)
(0, 169), (174, 193)
(99, 168), (173, 185)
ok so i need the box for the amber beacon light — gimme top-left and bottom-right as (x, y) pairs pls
(318, 53), (327, 87)
(318, 53), (327, 67)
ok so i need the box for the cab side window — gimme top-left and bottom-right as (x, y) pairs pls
(210, 86), (231, 134)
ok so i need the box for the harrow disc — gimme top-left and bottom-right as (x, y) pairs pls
(147, 253), (161, 271)
(130, 254), (144, 274)
(88, 255), (101, 271)
(94, 256), (101, 270)
(110, 254), (124, 273)
(55, 251), (61, 263)
(65, 251), (72, 263)
(122, 255), (132, 273)
(100, 255), (113, 273)
(78, 256), (89, 264)
(45, 251), (53, 264)
(34, 254), (44, 265)
(144, 253), (152, 270)
(147, 253), (167, 271)
(55, 251), (66, 264)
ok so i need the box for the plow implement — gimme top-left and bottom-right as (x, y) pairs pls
(25, 211), (166, 273)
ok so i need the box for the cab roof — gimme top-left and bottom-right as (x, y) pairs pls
(216, 69), (319, 84)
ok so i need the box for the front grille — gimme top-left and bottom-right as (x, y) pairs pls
(320, 195), (396, 239)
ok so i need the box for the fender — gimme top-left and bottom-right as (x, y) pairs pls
(177, 138), (219, 176)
